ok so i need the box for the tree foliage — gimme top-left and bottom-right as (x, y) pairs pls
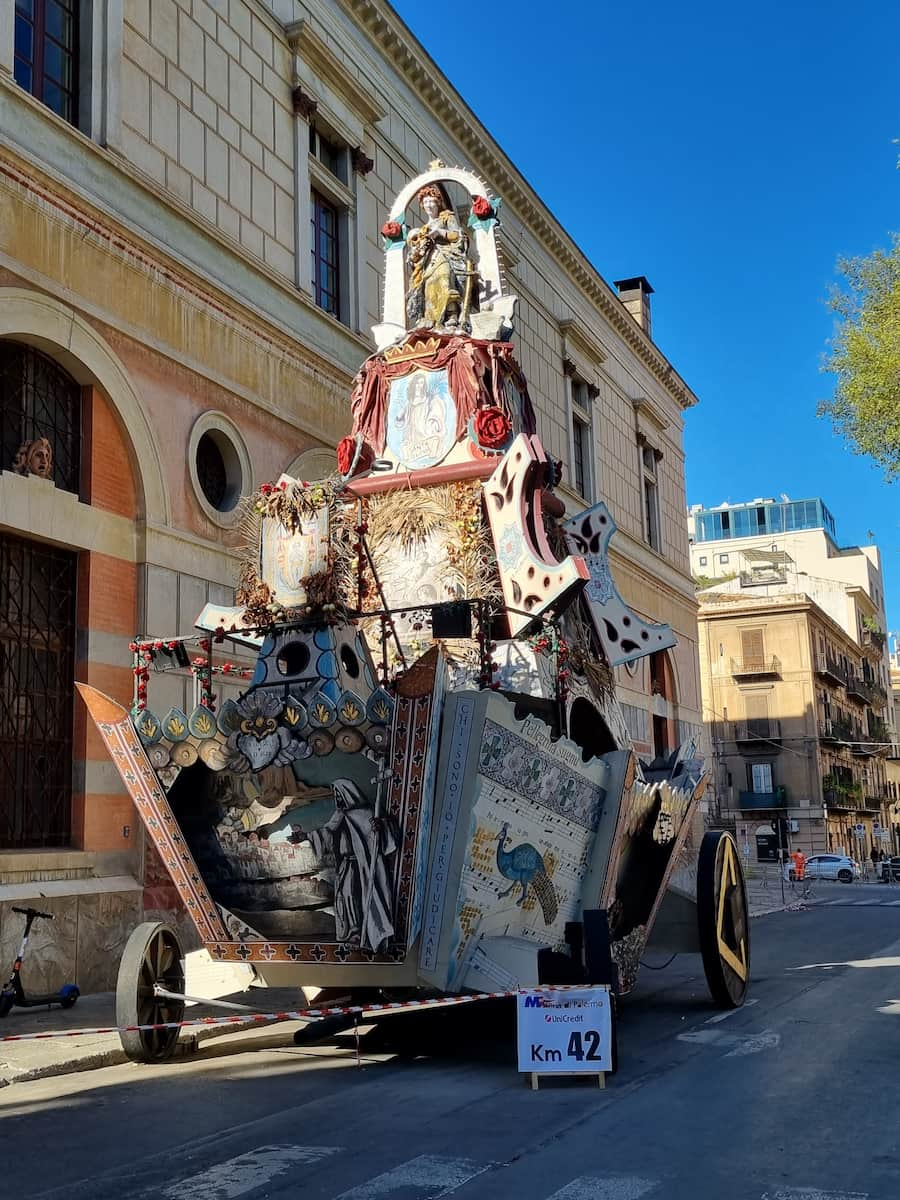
(820, 234), (900, 477)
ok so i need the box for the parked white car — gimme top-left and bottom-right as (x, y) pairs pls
(785, 854), (860, 884)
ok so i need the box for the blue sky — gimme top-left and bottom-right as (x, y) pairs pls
(390, 0), (900, 631)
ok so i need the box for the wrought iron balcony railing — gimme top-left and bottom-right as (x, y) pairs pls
(815, 653), (846, 686)
(738, 786), (788, 810)
(730, 719), (782, 744)
(731, 656), (781, 678)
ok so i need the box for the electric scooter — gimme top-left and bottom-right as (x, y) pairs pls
(0, 906), (80, 1017)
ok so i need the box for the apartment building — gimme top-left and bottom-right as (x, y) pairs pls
(0, 1), (703, 985)
(692, 498), (892, 858)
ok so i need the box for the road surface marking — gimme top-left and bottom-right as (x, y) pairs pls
(160, 1145), (339, 1200)
(885, 900), (900, 906)
(547, 1176), (658, 1199)
(678, 1028), (780, 1056)
(706, 998), (758, 1023)
(761, 1188), (868, 1199)
(334, 1154), (492, 1199)
(824, 899), (845, 906)
(852, 900), (873, 906)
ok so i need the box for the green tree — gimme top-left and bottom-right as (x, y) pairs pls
(820, 234), (900, 476)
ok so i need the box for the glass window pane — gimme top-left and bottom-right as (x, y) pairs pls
(14, 59), (33, 92)
(42, 79), (69, 121)
(733, 509), (751, 537)
(44, 41), (71, 88)
(16, 0), (35, 16)
(45, 1), (71, 43)
(15, 15), (34, 64)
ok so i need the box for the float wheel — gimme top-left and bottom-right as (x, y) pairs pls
(697, 831), (750, 1008)
(116, 922), (185, 1063)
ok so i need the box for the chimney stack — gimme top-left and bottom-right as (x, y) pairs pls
(613, 276), (654, 339)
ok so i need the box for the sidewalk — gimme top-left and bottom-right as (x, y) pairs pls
(0, 952), (308, 1088)
(745, 872), (791, 917)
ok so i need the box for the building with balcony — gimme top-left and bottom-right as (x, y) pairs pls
(0, 1), (704, 984)
(697, 587), (890, 859)
(688, 496), (889, 656)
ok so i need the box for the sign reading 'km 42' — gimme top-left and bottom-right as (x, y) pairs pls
(516, 987), (613, 1075)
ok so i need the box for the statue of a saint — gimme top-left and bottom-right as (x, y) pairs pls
(406, 185), (473, 330)
(12, 437), (53, 480)
(309, 779), (399, 952)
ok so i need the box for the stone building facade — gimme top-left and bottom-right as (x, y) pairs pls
(698, 590), (891, 859)
(0, 0), (701, 987)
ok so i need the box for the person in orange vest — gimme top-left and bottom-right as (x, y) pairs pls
(791, 848), (806, 882)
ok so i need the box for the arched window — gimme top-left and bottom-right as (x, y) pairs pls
(0, 341), (82, 494)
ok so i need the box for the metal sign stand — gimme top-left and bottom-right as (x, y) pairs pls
(517, 985), (615, 1090)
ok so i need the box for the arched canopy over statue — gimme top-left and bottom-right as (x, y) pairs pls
(373, 161), (515, 351)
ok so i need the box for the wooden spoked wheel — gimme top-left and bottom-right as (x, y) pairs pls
(116, 922), (185, 1063)
(697, 831), (750, 1009)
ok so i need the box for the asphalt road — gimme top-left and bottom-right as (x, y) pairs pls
(3, 896), (899, 1200)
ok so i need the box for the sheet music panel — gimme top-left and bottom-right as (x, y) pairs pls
(420, 691), (610, 992)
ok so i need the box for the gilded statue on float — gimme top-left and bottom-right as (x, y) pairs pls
(406, 184), (475, 330)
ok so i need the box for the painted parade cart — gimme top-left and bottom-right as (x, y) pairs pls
(80, 164), (749, 1063)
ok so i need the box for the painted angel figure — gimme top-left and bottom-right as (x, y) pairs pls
(405, 184), (473, 329)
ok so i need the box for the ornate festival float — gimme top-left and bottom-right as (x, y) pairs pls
(80, 164), (749, 1062)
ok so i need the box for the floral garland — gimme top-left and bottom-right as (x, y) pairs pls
(190, 640), (216, 711)
(128, 631), (256, 715)
(528, 624), (571, 704)
(252, 476), (344, 531)
(236, 475), (357, 627)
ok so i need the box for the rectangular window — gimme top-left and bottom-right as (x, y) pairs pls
(745, 694), (768, 739)
(641, 442), (660, 551)
(310, 190), (340, 318)
(741, 628), (765, 668)
(750, 762), (773, 793)
(572, 415), (587, 497)
(719, 553), (730, 564)
(309, 126), (347, 184)
(644, 481), (659, 548)
(698, 556), (707, 566)
(14, 0), (79, 126)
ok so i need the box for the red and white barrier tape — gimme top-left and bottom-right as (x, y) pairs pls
(0, 984), (587, 1043)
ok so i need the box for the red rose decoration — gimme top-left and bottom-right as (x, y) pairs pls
(381, 220), (403, 240)
(337, 437), (375, 477)
(474, 406), (512, 449)
(471, 195), (493, 220)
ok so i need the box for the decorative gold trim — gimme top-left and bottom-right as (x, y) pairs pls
(383, 336), (442, 363)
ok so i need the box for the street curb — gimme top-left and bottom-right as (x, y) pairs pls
(749, 904), (788, 918)
(0, 1013), (298, 1088)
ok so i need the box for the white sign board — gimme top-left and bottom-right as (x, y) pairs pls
(855, 823), (865, 839)
(517, 987), (613, 1074)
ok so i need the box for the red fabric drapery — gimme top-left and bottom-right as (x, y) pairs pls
(349, 332), (535, 454)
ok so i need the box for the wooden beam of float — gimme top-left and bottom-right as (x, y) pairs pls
(483, 434), (588, 636)
(75, 683), (230, 945)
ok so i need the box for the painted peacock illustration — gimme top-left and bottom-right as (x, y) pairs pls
(495, 823), (559, 925)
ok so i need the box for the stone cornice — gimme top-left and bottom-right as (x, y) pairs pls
(334, 0), (699, 411)
(633, 395), (671, 435)
(559, 318), (608, 368)
(285, 19), (387, 127)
